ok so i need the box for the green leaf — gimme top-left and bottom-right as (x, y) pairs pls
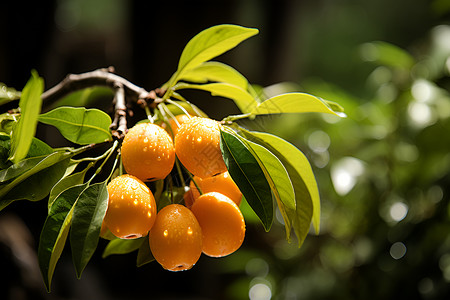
(71, 180), (109, 278)
(102, 238), (145, 259)
(220, 128), (273, 231)
(0, 82), (21, 105)
(47, 86), (114, 109)
(38, 182), (89, 292)
(360, 41), (415, 69)
(244, 138), (296, 241)
(0, 157), (71, 209)
(179, 61), (249, 90)
(48, 163), (92, 210)
(0, 155), (49, 183)
(168, 24), (258, 87)
(175, 82), (257, 113)
(38, 106), (112, 145)
(136, 235), (154, 267)
(0, 135), (52, 170)
(244, 130), (320, 237)
(251, 93), (344, 117)
(0, 151), (74, 210)
(0, 113), (18, 134)
(9, 70), (44, 163)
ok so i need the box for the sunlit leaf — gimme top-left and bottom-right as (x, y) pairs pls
(175, 82), (257, 113)
(71, 181), (109, 278)
(38, 182), (89, 292)
(244, 138), (296, 241)
(102, 238), (145, 259)
(179, 61), (249, 90)
(244, 130), (320, 237)
(251, 93), (343, 117)
(167, 24), (258, 88)
(220, 128), (273, 231)
(0, 82), (21, 105)
(0, 113), (18, 134)
(38, 106), (112, 145)
(48, 163), (92, 210)
(9, 70), (44, 163)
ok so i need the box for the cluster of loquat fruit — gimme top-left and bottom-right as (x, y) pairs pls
(101, 115), (245, 271)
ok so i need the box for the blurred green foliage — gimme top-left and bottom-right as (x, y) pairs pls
(224, 21), (450, 300)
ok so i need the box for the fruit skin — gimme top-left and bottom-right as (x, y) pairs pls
(189, 171), (242, 207)
(174, 117), (227, 179)
(121, 122), (175, 182)
(104, 174), (157, 239)
(190, 192), (245, 258)
(149, 204), (203, 271)
(161, 114), (191, 137)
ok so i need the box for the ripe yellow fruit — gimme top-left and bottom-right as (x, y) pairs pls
(121, 122), (175, 181)
(174, 117), (227, 179)
(191, 192), (245, 257)
(149, 204), (203, 271)
(189, 171), (242, 207)
(104, 174), (157, 239)
(161, 114), (191, 137)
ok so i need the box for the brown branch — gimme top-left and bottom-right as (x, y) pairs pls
(41, 67), (151, 106)
(41, 67), (154, 140)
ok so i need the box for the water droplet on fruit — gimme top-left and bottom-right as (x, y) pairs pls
(157, 156), (162, 161)
(163, 230), (169, 237)
(197, 137), (202, 142)
(187, 227), (193, 235)
(147, 211), (152, 218)
(143, 147), (148, 152)
(134, 200), (138, 205)
(143, 137), (149, 143)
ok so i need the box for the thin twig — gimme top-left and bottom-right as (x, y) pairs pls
(41, 67), (150, 106)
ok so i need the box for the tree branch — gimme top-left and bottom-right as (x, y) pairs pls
(41, 67), (154, 140)
(41, 67), (151, 106)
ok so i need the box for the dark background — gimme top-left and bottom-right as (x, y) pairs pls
(1, 0), (450, 299)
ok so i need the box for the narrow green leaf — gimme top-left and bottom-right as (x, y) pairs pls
(175, 82), (257, 113)
(179, 61), (249, 90)
(71, 181), (109, 278)
(0, 158), (71, 210)
(102, 238), (145, 259)
(38, 106), (112, 145)
(0, 151), (73, 209)
(0, 138), (53, 183)
(220, 128), (273, 231)
(0, 135), (52, 170)
(244, 138), (296, 241)
(38, 182), (89, 292)
(244, 131), (320, 235)
(245, 140), (296, 211)
(48, 163), (93, 210)
(136, 235), (154, 267)
(9, 70), (44, 163)
(0, 155), (49, 183)
(251, 93), (344, 117)
(169, 24), (258, 87)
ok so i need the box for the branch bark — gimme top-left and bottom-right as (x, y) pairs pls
(41, 67), (151, 105)
(41, 67), (154, 140)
